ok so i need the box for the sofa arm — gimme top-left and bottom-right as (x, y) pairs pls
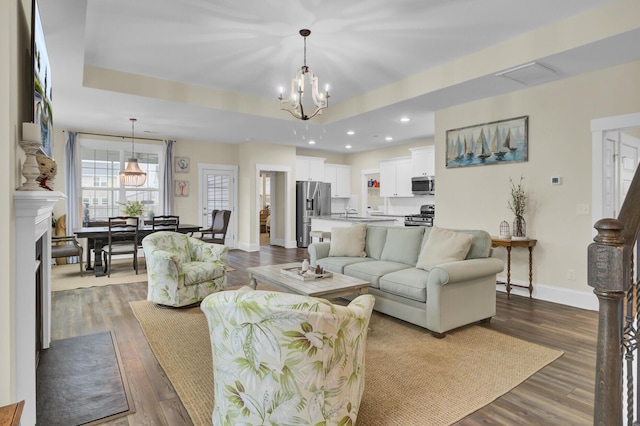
(308, 242), (331, 266)
(429, 257), (504, 285)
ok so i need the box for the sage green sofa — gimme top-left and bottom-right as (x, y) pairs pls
(308, 225), (504, 337)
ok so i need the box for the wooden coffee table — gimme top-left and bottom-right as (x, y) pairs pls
(247, 263), (370, 298)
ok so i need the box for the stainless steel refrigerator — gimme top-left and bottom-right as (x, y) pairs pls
(296, 181), (331, 248)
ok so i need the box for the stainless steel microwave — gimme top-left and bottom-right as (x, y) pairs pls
(411, 176), (435, 195)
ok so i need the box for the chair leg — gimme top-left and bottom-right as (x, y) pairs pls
(79, 248), (84, 276)
(134, 251), (138, 275)
(104, 251), (111, 278)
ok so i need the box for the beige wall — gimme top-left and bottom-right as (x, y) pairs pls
(435, 60), (640, 294)
(172, 139), (239, 225)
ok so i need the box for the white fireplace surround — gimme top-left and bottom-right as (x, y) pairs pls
(14, 190), (66, 426)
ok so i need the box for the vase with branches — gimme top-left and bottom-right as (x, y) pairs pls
(508, 176), (527, 239)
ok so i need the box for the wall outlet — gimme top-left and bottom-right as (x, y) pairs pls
(567, 269), (576, 280)
(551, 176), (562, 185)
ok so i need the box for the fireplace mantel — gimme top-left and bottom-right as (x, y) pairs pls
(14, 190), (66, 426)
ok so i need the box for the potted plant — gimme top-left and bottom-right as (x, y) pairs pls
(508, 176), (527, 239)
(120, 200), (145, 226)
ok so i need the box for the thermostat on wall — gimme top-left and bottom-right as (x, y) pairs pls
(551, 176), (562, 185)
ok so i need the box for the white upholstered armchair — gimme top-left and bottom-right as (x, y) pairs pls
(142, 231), (228, 307)
(201, 286), (375, 425)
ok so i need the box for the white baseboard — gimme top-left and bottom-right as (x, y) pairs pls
(496, 276), (598, 311)
(285, 239), (298, 249)
(236, 241), (260, 252)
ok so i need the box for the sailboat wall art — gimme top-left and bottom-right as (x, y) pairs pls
(445, 116), (528, 169)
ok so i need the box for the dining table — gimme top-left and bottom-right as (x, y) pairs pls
(74, 223), (201, 277)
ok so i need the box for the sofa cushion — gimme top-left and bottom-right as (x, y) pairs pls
(380, 227), (425, 266)
(317, 257), (373, 274)
(460, 229), (492, 259)
(379, 268), (430, 303)
(329, 223), (367, 257)
(344, 260), (411, 288)
(416, 226), (473, 271)
(365, 226), (388, 260)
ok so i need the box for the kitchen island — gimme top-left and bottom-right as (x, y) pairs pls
(311, 215), (399, 234)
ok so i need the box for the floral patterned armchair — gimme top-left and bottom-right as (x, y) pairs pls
(200, 286), (375, 425)
(142, 231), (228, 307)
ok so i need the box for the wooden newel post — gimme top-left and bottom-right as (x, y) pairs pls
(588, 218), (631, 426)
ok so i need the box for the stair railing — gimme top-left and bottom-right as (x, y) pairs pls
(588, 165), (640, 425)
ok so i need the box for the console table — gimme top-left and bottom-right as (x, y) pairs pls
(491, 237), (537, 298)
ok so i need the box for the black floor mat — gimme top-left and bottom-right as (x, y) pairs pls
(36, 331), (134, 425)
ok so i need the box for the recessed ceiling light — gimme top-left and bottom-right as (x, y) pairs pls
(345, 145), (352, 149)
(308, 140), (315, 145)
(400, 117), (410, 122)
(346, 130), (355, 135)
(385, 136), (393, 141)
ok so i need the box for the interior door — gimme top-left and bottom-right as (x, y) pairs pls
(619, 133), (640, 213)
(200, 167), (236, 247)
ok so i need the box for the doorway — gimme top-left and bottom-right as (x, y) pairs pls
(360, 168), (382, 216)
(255, 164), (292, 250)
(592, 112), (640, 223)
(198, 164), (238, 248)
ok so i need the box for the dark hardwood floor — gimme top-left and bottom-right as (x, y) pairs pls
(50, 245), (598, 425)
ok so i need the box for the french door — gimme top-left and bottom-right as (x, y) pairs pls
(199, 166), (236, 248)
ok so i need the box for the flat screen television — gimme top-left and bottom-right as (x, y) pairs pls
(31, 0), (53, 157)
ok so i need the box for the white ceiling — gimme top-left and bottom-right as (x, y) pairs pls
(37, 0), (639, 153)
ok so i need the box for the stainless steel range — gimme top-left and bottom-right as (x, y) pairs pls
(404, 204), (435, 227)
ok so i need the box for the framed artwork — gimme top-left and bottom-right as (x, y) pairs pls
(33, 0), (53, 158)
(175, 180), (189, 197)
(445, 116), (528, 168)
(175, 156), (190, 173)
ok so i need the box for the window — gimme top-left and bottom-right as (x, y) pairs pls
(79, 138), (163, 222)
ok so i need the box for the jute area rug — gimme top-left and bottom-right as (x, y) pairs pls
(130, 298), (563, 426)
(52, 258), (235, 291)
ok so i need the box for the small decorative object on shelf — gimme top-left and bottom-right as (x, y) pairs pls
(499, 220), (510, 238)
(508, 175), (527, 240)
(280, 266), (333, 281)
(18, 122), (45, 191)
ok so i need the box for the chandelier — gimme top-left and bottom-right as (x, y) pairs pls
(279, 29), (329, 121)
(119, 118), (147, 187)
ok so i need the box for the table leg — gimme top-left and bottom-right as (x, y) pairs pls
(506, 246), (512, 298)
(528, 246), (534, 298)
(93, 240), (106, 277)
(85, 238), (94, 271)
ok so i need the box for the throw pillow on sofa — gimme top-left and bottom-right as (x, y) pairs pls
(416, 226), (474, 270)
(329, 223), (367, 257)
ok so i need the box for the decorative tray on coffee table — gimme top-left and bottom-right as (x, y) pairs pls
(280, 266), (333, 281)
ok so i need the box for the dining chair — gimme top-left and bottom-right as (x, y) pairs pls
(152, 215), (180, 231)
(200, 210), (231, 244)
(51, 235), (84, 276)
(102, 216), (139, 277)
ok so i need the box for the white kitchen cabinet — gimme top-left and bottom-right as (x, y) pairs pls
(324, 163), (351, 198)
(411, 146), (435, 177)
(295, 156), (326, 181)
(379, 157), (413, 197)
